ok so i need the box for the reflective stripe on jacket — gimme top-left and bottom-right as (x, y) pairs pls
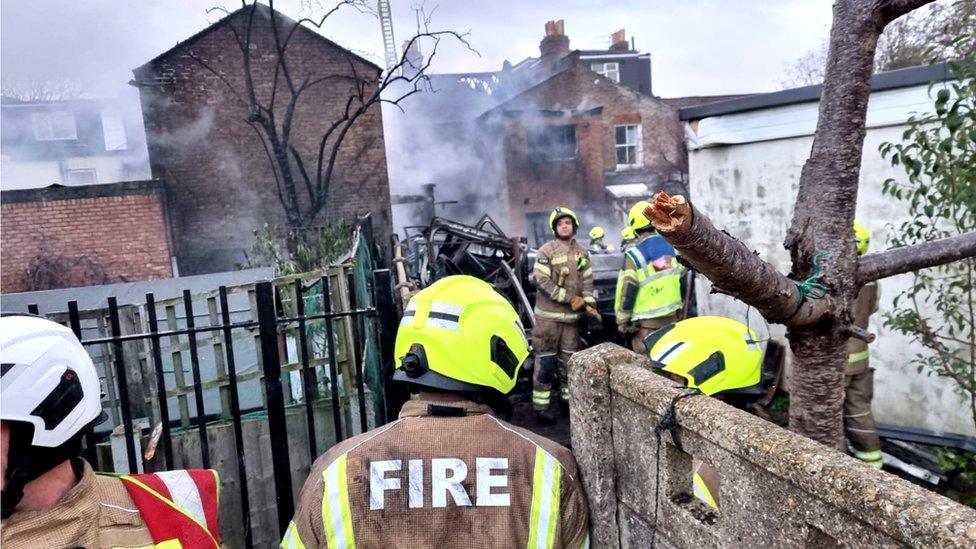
(614, 233), (682, 322)
(533, 239), (594, 324)
(284, 398), (590, 548)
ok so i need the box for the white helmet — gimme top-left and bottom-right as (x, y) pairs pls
(1, 314), (104, 447)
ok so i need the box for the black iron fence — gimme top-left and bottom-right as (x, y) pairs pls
(26, 268), (398, 548)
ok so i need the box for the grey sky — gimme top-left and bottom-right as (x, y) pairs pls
(1, 0), (835, 99)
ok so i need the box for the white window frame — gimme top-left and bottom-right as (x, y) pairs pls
(65, 168), (97, 185)
(32, 111), (77, 141)
(591, 62), (620, 83)
(615, 124), (643, 169)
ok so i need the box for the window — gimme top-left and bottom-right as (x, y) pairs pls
(591, 62), (620, 83)
(101, 110), (128, 151)
(32, 111), (77, 141)
(528, 125), (577, 162)
(66, 168), (97, 185)
(615, 124), (642, 167)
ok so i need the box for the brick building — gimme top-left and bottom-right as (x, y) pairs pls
(131, 4), (392, 274)
(1, 181), (173, 293)
(386, 20), (716, 244)
(479, 59), (686, 241)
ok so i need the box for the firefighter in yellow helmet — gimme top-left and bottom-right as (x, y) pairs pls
(845, 220), (883, 469)
(644, 316), (765, 510)
(587, 226), (614, 254)
(620, 226), (637, 251)
(614, 201), (684, 353)
(530, 207), (597, 424)
(283, 276), (590, 548)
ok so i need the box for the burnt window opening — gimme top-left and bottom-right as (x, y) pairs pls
(615, 123), (642, 167)
(528, 124), (578, 163)
(32, 111), (78, 141)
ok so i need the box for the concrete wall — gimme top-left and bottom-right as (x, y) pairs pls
(686, 121), (975, 437)
(569, 344), (976, 548)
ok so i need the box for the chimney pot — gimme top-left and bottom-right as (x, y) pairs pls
(610, 29), (628, 51)
(540, 19), (569, 56)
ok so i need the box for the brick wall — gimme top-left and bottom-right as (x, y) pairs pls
(1, 182), (173, 293)
(489, 65), (686, 235)
(132, 6), (392, 275)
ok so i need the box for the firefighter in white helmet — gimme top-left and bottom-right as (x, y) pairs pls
(283, 276), (590, 548)
(0, 313), (222, 548)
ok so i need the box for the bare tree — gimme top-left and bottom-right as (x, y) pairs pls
(1, 77), (82, 102)
(778, 43), (829, 88)
(646, 0), (976, 447)
(184, 0), (469, 247)
(780, 0), (975, 89)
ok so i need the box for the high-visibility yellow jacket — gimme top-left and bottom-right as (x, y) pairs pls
(283, 398), (590, 549)
(614, 233), (683, 323)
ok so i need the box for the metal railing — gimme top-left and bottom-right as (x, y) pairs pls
(28, 269), (398, 548)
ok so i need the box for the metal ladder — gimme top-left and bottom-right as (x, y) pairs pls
(377, 0), (398, 73)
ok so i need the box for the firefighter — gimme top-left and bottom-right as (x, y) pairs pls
(620, 226), (637, 251)
(845, 221), (883, 469)
(614, 201), (684, 353)
(0, 314), (222, 548)
(644, 315), (765, 509)
(587, 226), (615, 253)
(283, 275), (590, 548)
(531, 207), (597, 424)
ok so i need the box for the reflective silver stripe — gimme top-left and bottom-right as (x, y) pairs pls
(527, 446), (561, 549)
(427, 301), (462, 331)
(638, 267), (679, 287)
(321, 454), (355, 548)
(632, 301), (682, 321)
(651, 341), (688, 363)
(281, 521), (307, 549)
(534, 307), (581, 321)
(155, 470), (207, 528)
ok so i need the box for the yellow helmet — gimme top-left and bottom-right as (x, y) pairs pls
(628, 200), (652, 231)
(854, 220), (870, 255)
(644, 316), (763, 396)
(621, 226), (636, 241)
(549, 207), (579, 235)
(588, 226), (605, 240)
(393, 275), (529, 394)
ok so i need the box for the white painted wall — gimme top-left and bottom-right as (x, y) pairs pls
(687, 85), (974, 437)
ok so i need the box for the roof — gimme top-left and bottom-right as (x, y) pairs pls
(679, 62), (952, 120)
(661, 94), (754, 110)
(132, 3), (381, 75)
(397, 53), (577, 124)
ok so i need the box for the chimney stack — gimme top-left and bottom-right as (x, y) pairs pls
(540, 19), (569, 57)
(402, 39), (423, 78)
(610, 29), (628, 51)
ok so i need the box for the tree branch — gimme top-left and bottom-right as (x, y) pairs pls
(857, 232), (976, 284)
(644, 193), (831, 326)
